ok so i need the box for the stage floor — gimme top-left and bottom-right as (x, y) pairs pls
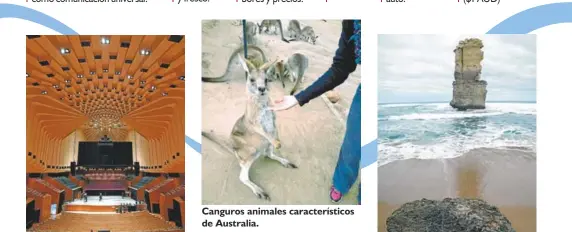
(68, 196), (136, 206)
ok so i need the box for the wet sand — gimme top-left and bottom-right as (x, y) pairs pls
(201, 20), (361, 205)
(377, 148), (536, 231)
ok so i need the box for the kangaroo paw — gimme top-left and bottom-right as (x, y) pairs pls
(273, 140), (282, 149)
(285, 163), (298, 169)
(255, 191), (270, 201)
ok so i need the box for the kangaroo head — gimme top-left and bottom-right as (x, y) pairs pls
(310, 35), (318, 45)
(237, 55), (276, 97)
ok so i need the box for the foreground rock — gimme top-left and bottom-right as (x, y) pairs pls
(450, 38), (488, 110)
(387, 198), (515, 232)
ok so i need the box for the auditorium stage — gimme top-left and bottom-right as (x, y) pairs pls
(64, 196), (139, 213)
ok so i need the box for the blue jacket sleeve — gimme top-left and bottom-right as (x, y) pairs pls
(294, 27), (357, 106)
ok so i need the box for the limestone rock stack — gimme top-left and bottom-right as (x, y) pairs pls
(450, 38), (488, 110)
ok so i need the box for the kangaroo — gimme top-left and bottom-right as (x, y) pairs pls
(266, 53), (309, 95)
(300, 26), (319, 45)
(287, 20), (302, 41)
(240, 21), (259, 45)
(258, 19), (290, 43)
(266, 60), (287, 87)
(285, 53), (309, 95)
(202, 45), (267, 83)
(202, 55), (298, 201)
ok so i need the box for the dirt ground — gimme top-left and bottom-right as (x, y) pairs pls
(201, 20), (361, 205)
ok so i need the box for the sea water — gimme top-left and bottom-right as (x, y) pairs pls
(377, 102), (536, 166)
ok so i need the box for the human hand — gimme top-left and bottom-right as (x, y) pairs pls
(270, 95), (299, 111)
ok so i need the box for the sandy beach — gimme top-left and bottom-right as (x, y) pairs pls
(201, 20), (361, 205)
(377, 148), (536, 231)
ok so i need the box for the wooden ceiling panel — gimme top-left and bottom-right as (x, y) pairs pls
(27, 35), (185, 141)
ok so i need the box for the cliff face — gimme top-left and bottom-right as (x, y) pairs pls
(450, 38), (488, 110)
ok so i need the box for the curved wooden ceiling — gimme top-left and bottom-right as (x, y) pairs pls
(26, 35), (185, 141)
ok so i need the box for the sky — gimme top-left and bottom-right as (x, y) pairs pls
(378, 35), (537, 104)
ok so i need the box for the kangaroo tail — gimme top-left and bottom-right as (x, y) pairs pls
(277, 21), (290, 43)
(201, 131), (234, 155)
(202, 45), (267, 83)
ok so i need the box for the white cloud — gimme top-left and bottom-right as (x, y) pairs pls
(378, 34), (537, 103)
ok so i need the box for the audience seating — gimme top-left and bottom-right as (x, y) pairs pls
(159, 185), (185, 221)
(145, 178), (181, 213)
(130, 177), (163, 201)
(28, 178), (65, 213)
(26, 188), (52, 223)
(54, 177), (80, 190)
(132, 177), (156, 189)
(28, 211), (182, 232)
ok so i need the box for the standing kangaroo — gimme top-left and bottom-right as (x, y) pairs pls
(202, 55), (298, 200)
(258, 20), (291, 43)
(266, 53), (309, 95)
(285, 53), (309, 95)
(287, 20), (302, 41)
(202, 45), (267, 83)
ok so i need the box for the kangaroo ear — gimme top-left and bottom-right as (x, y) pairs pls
(260, 59), (277, 71)
(237, 54), (254, 73)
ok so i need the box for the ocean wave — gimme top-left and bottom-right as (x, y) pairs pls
(385, 112), (505, 121)
(378, 140), (536, 166)
(379, 103), (536, 121)
(378, 102), (536, 165)
(377, 124), (536, 166)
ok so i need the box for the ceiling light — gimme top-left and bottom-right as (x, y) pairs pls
(52, 84), (59, 89)
(150, 85), (156, 91)
(103, 69), (108, 73)
(77, 74), (83, 78)
(90, 71), (95, 75)
(60, 48), (70, 54)
(140, 49), (151, 56)
(26, 73), (29, 78)
(161, 92), (168, 96)
(140, 80), (146, 85)
(101, 37), (110, 44)
(40, 90), (47, 95)
(115, 71), (121, 75)
(65, 80), (71, 84)
(179, 76), (185, 81)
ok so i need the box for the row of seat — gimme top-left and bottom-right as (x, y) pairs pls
(54, 177), (79, 189)
(148, 179), (174, 192)
(26, 188), (45, 198)
(84, 180), (126, 190)
(164, 185), (184, 196)
(28, 211), (181, 232)
(33, 178), (61, 192)
(133, 177), (155, 189)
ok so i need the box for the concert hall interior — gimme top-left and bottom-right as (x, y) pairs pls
(26, 35), (185, 232)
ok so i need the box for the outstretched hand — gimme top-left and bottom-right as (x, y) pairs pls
(270, 95), (299, 111)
